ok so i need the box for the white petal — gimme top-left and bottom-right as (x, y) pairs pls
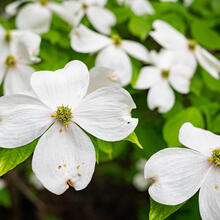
(147, 81), (175, 113)
(10, 33), (40, 64)
(96, 45), (132, 86)
(121, 40), (149, 63)
(195, 45), (220, 79)
(145, 148), (210, 205)
(87, 66), (121, 94)
(150, 20), (188, 50)
(48, 1), (82, 26)
(5, 0), (27, 16)
(4, 64), (34, 96)
(169, 65), (194, 94)
(179, 123), (220, 157)
(70, 25), (111, 53)
(184, 0), (193, 7)
(152, 49), (196, 71)
(134, 66), (161, 89)
(31, 60), (89, 110)
(12, 30), (41, 63)
(0, 27), (10, 56)
(133, 173), (150, 191)
(87, 6), (116, 35)
(149, 49), (173, 69)
(170, 50), (197, 74)
(130, 0), (154, 15)
(16, 3), (51, 34)
(74, 87), (138, 141)
(0, 94), (53, 148)
(32, 122), (96, 195)
(199, 166), (220, 220)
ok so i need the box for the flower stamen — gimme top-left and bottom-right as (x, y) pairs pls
(112, 34), (122, 47)
(208, 148), (220, 167)
(39, 0), (48, 6)
(51, 105), (73, 126)
(161, 69), (170, 78)
(5, 55), (16, 67)
(82, 3), (88, 10)
(188, 39), (196, 51)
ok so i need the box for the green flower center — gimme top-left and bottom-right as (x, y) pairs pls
(161, 69), (170, 78)
(82, 3), (88, 10)
(51, 105), (73, 126)
(112, 34), (122, 47)
(4, 30), (11, 43)
(188, 39), (196, 51)
(39, 0), (48, 6)
(208, 149), (220, 167)
(5, 55), (16, 67)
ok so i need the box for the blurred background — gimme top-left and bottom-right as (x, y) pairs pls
(0, 0), (220, 219)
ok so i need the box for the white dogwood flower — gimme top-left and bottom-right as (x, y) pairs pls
(0, 179), (6, 190)
(71, 25), (149, 86)
(150, 20), (220, 79)
(87, 66), (120, 94)
(29, 172), (44, 190)
(0, 32), (41, 95)
(117, 0), (154, 15)
(57, 0), (116, 35)
(145, 122), (220, 220)
(6, 0), (65, 34)
(0, 60), (138, 194)
(134, 49), (196, 113)
(133, 158), (151, 191)
(0, 25), (41, 62)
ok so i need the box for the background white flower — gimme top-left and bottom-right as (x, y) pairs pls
(150, 20), (220, 79)
(134, 49), (196, 113)
(132, 158), (151, 191)
(0, 60), (138, 195)
(58, 0), (116, 35)
(145, 122), (220, 220)
(71, 25), (149, 86)
(0, 33), (41, 95)
(0, 179), (6, 190)
(6, 0), (66, 34)
(0, 24), (41, 61)
(117, 0), (154, 15)
(29, 172), (44, 190)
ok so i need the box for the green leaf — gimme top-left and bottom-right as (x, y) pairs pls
(128, 16), (152, 40)
(0, 139), (38, 176)
(211, 0), (220, 14)
(201, 69), (220, 93)
(190, 19), (220, 50)
(163, 107), (204, 147)
(210, 114), (220, 133)
(43, 216), (62, 220)
(112, 7), (132, 24)
(124, 132), (143, 149)
(149, 198), (185, 220)
(0, 189), (11, 207)
(96, 139), (113, 160)
(190, 73), (203, 96)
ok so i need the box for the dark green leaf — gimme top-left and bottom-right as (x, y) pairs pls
(163, 107), (204, 147)
(149, 198), (185, 220)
